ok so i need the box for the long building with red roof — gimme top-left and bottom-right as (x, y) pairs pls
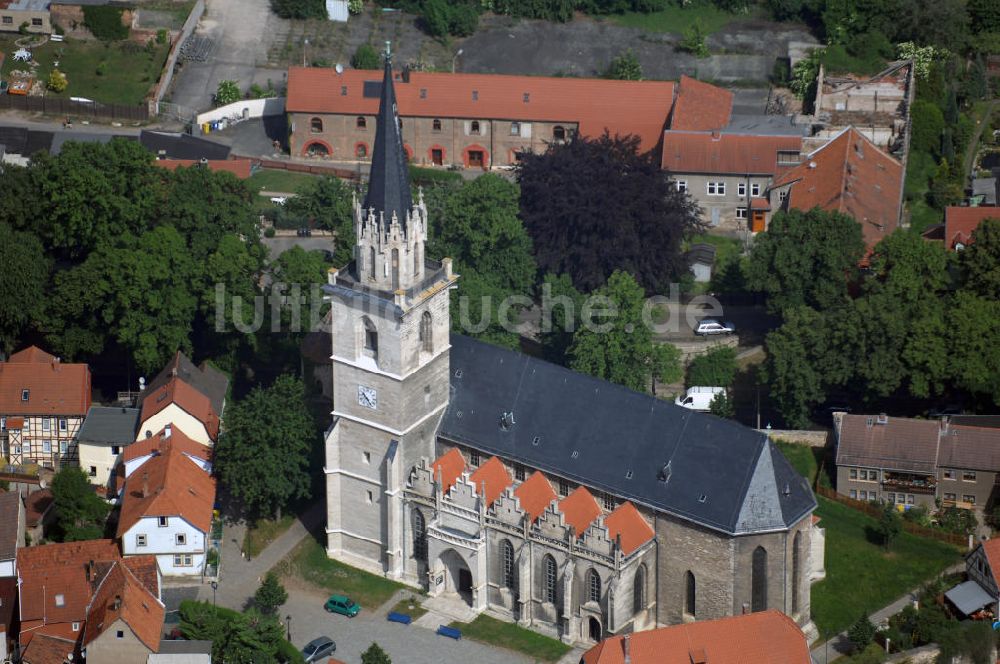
(0, 346), (91, 470)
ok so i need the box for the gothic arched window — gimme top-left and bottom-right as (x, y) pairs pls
(543, 555), (557, 604)
(685, 570), (696, 616)
(368, 247), (376, 281)
(751, 546), (768, 612)
(501, 539), (515, 589)
(588, 569), (601, 603)
(633, 564), (646, 615)
(413, 510), (427, 561)
(420, 311), (433, 353)
(362, 317), (378, 357)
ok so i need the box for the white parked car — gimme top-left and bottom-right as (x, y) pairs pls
(675, 387), (726, 411)
(694, 319), (736, 336)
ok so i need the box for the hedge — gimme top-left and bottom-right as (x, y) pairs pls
(82, 5), (129, 41)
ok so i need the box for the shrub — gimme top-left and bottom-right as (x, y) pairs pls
(448, 3), (479, 37)
(421, 0), (451, 37)
(910, 100), (946, 157)
(270, 0), (327, 19)
(156, 28), (168, 44)
(348, 0), (363, 12)
(687, 346), (738, 387)
(351, 43), (381, 70)
(606, 49), (642, 80)
(847, 613), (877, 651)
(47, 70), (68, 93)
(678, 19), (709, 58)
(215, 79), (241, 106)
(95, 61), (108, 76)
(82, 5), (129, 41)
(264, 227), (276, 238)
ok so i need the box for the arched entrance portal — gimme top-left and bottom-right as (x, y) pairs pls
(588, 616), (602, 641)
(437, 548), (473, 607)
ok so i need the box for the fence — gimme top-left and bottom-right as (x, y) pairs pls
(150, 0), (206, 115)
(815, 486), (968, 547)
(247, 156), (361, 181)
(0, 94), (148, 122)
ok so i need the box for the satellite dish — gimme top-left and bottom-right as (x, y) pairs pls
(335, 63), (344, 74)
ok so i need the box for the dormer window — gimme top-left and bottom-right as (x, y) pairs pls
(341, 85), (348, 96)
(523, 92), (530, 103)
(55, 594), (65, 607)
(472, 90), (478, 101)
(21, 389), (28, 401)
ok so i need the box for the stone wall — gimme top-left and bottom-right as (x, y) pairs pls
(762, 429), (830, 447)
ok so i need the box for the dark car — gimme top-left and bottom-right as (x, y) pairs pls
(302, 636), (336, 663)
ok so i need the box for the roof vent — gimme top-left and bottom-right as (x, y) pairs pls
(500, 411), (515, 430)
(876, 413), (889, 425)
(697, 494), (707, 503)
(532, 436), (540, 446)
(341, 85), (348, 96)
(523, 92), (530, 103)
(571, 450), (579, 459)
(472, 90), (479, 101)
(454, 369), (463, 378)
(808, 161), (817, 169)
(866, 416), (875, 428)
(420, 88), (427, 99)
(782, 483), (791, 497)
(456, 410), (463, 419)
(657, 461), (672, 484)
(21, 389), (29, 401)
(625, 470), (633, 479)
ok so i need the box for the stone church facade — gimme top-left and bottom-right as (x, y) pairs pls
(322, 53), (822, 646)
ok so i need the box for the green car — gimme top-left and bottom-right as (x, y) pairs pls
(324, 595), (361, 617)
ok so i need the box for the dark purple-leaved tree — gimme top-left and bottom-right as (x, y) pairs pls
(517, 132), (704, 293)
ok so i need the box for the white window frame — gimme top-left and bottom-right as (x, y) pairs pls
(176, 533), (187, 546)
(778, 189), (789, 202)
(158, 516), (168, 527)
(42, 418), (50, 432)
(707, 181), (726, 196)
(736, 208), (748, 219)
(42, 440), (51, 453)
(737, 182), (746, 197)
(136, 534), (147, 547)
(751, 183), (761, 197)
(675, 180), (688, 193)
(59, 441), (67, 454)
(59, 419), (67, 432)
(510, 121), (520, 135)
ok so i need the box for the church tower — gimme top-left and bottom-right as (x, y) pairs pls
(322, 45), (457, 583)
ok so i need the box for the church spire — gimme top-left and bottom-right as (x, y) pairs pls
(363, 41), (412, 227)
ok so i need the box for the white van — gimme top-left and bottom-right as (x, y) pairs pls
(674, 386), (725, 411)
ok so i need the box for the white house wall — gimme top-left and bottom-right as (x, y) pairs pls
(122, 516), (206, 577)
(136, 407), (212, 445)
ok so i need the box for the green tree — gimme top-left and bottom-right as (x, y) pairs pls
(686, 346), (738, 387)
(745, 208), (865, 315)
(847, 613), (877, 651)
(877, 504), (902, 550)
(968, 0), (1000, 33)
(213, 375), (313, 520)
(361, 643), (392, 664)
(678, 19), (709, 58)
(961, 218), (1000, 298)
(519, 133), (703, 293)
(254, 572), (288, 616)
(421, 0), (451, 37)
(280, 176), (354, 264)
(0, 223), (50, 353)
(270, 0), (326, 19)
(760, 307), (829, 428)
(538, 272), (585, 366)
(352, 43), (381, 70)
(947, 291), (1000, 404)
(937, 505), (979, 534)
(709, 391), (735, 418)
(215, 80), (241, 106)
(179, 601), (286, 663)
(606, 49), (642, 80)
(434, 174), (536, 297)
(450, 270), (521, 350)
(569, 271), (682, 393)
(910, 100), (945, 156)
(51, 466), (111, 541)
(271, 246), (331, 334)
(47, 70), (68, 92)
(928, 159), (962, 209)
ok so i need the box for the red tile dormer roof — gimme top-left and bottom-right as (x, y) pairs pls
(514, 471), (557, 524)
(469, 456), (512, 508)
(84, 558), (164, 653)
(980, 538), (1000, 587)
(0, 347), (91, 416)
(116, 445), (217, 536)
(604, 501), (655, 555)
(944, 206), (1000, 251)
(661, 131), (802, 176)
(139, 377), (219, 440)
(124, 426), (212, 465)
(431, 447), (466, 495)
(559, 486), (602, 538)
(670, 75), (733, 131)
(17, 540), (121, 625)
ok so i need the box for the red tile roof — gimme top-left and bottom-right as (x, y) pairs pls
(514, 471), (557, 523)
(139, 377), (220, 440)
(661, 131), (802, 176)
(982, 539), (1000, 587)
(286, 68), (676, 153)
(17, 540), (121, 625)
(581, 609), (810, 664)
(431, 448), (466, 495)
(6, 416), (23, 429)
(124, 426), (212, 464)
(603, 502), (654, 555)
(944, 206), (1000, 250)
(20, 633), (77, 664)
(773, 127), (902, 250)
(469, 456), (512, 508)
(558, 486), (602, 538)
(670, 75), (733, 131)
(84, 559), (164, 653)
(0, 348), (91, 415)
(117, 445), (217, 535)
(154, 158), (253, 179)
(24, 488), (53, 528)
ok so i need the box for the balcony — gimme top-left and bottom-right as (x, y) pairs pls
(882, 474), (936, 495)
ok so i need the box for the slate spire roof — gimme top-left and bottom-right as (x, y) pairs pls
(363, 44), (413, 228)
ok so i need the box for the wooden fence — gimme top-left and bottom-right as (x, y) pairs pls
(0, 94), (149, 122)
(815, 486), (968, 547)
(247, 156), (360, 181)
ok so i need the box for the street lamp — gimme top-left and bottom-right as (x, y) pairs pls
(303, 39), (309, 68)
(285, 614), (292, 641)
(210, 581), (218, 608)
(452, 48), (464, 74)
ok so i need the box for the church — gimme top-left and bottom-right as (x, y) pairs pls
(321, 52), (822, 646)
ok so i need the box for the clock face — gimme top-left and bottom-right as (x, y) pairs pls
(358, 385), (377, 410)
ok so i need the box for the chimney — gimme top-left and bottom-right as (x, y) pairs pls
(171, 367), (178, 377)
(623, 633), (631, 664)
(142, 472), (149, 498)
(401, 66), (410, 83)
(164, 423), (172, 438)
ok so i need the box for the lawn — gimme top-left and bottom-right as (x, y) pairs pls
(447, 614), (571, 663)
(389, 597), (428, 621)
(773, 441), (821, 485)
(277, 534), (406, 609)
(243, 515), (295, 558)
(247, 168), (320, 195)
(610, 4), (741, 35)
(0, 36), (169, 106)
(809, 497), (960, 638)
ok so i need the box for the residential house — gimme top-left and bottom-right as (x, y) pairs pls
(136, 351), (228, 445)
(0, 0), (51, 35)
(81, 559), (166, 664)
(285, 65), (676, 167)
(938, 206), (1000, 251)
(149, 640), (213, 663)
(0, 346), (91, 469)
(580, 609), (811, 664)
(16, 540), (162, 662)
(117, 435), (216, 577)
(77, 406), (141, 488)
(122, 425), (211, 484)
(835, 414), (1000, 509)
(770, 127), (903, 252)
(0, 491), (24, 577)
(943, 538), (1000, 618)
